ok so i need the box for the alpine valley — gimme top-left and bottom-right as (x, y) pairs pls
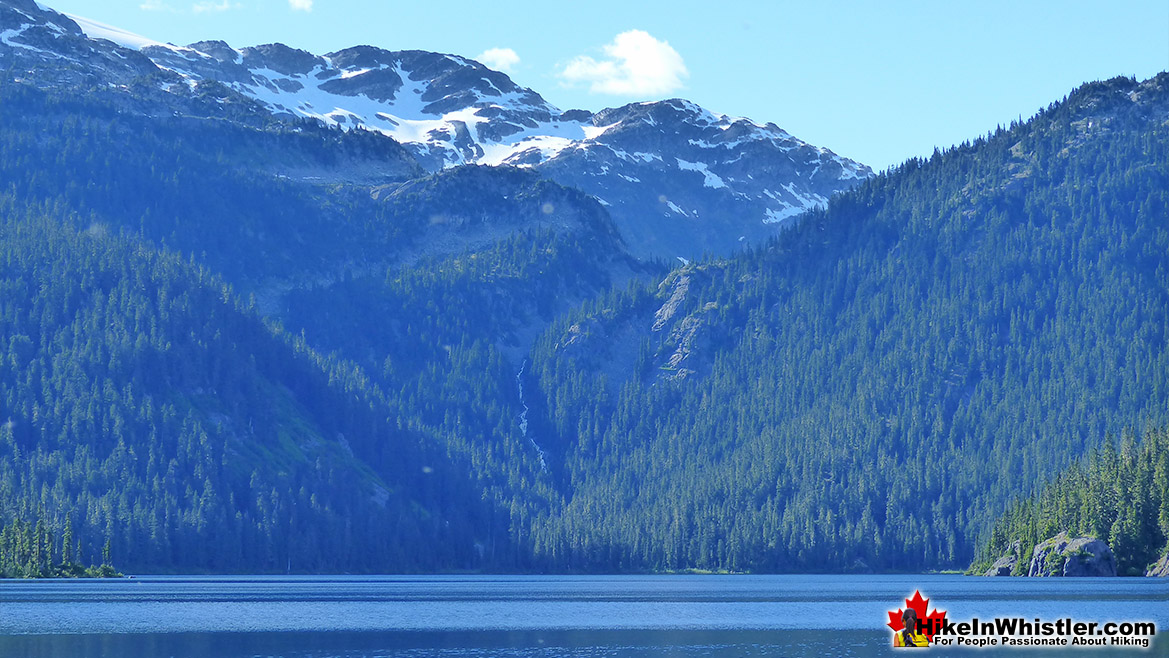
(0, 0), (1165, 576)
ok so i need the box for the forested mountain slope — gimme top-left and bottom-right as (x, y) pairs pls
(0, 22), (1163, 574)
(524, 74), (1169, 572)
(0, 204), (507, 572)
(0, 78), (640, 574)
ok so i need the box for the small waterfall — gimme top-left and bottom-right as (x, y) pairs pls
(516, 360), (547, 472)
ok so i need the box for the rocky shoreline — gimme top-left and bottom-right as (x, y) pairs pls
(980, 532), (1168, 577)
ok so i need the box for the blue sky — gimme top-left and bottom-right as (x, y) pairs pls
(43, 0), (1168, 171)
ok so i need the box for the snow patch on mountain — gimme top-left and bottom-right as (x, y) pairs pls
(10, 0), (874, 259)
(763, 206), (805, 224)
(676, 158), (727, 189)
(665, 200), (693, 217)
(67, 14), (167, 50)
(0, 25), (34, 50)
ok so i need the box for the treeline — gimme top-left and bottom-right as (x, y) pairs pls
(971, 427), (1169, 576)
(0, 518), (118, 578)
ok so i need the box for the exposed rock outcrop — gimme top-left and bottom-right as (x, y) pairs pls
(843, 558), (873, 574)
(982, 541), (1021, 576)
(1028, 533), (1116, 577)
(1146, 553), (1169, 577)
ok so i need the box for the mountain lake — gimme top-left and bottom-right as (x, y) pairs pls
(0, 574), (1165, 657)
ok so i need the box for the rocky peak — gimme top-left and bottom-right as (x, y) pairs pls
(530, 97), (871, 259)
(4, 0), (39, 12)
(323, 44), (391, 71)
(1, 0), (59, 21)
(241, 43), (323, 77)
(187, 40), (238, 64)
(6, 0), (875, 260)
(139, 42), (250, 85)
(0, 1), (164, 90)
(1, 0), (80, 41)
(594, 98), (719, 127)
(558, 109), (593, 123)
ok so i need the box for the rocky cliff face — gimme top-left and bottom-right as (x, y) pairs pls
(2, 0), (872, 261)
(1147, 553), (1169, 577)
(1028, 533), (1117, 577)
(982, 540), (1022, 576)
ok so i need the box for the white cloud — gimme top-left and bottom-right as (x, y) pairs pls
(288, 0), (313, 11)
(139, 0), (174, 10)
(476, 47), (520, 74)
(192, 0), (236, 12)
(559, 30), (688, 97)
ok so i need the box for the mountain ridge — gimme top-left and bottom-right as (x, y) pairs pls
(1, 0), (1163, 575)
(2, 0), (871, 260)
(520, 72), (1168, 571)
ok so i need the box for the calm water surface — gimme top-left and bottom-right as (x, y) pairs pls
(0, 574), (1165, 657)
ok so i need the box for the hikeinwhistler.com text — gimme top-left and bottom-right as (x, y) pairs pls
(920, 617), (1156, 649)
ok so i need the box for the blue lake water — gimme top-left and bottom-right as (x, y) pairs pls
(0, 574), (1165, 657)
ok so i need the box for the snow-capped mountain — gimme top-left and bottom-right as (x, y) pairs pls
(1, 0), (873, 259)
(1, 1), (157, 88)
(534, 99), (869, 258)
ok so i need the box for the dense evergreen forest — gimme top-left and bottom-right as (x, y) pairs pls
(0, 84), (418, 285)
(0, 204), (509, 572)
(523, 75), (1168, 572)
(971, 426), (1168, 576)
(0, 83), (638, 573)
(0, 73), (1164, 574)
(0, 516), (118, 577)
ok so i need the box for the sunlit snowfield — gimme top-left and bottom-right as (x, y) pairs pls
(0, 574), (1165, 657)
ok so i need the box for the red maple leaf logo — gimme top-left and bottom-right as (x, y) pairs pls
(887, 590), (947, 642)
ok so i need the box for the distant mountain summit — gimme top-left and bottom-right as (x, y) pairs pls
(1, 1), (156, 86)
(535, 99), (869, 258)
(1, 0), (1164, 578)
(1, 0), (872, 259)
